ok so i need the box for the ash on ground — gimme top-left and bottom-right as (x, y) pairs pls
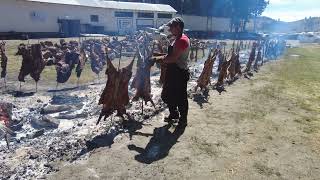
(0, 49), (251, 180)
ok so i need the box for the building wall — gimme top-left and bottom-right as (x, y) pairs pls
(176, 15), (230, 32)
(0, 0), (174, 34)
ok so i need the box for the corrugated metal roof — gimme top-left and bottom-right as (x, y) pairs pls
(24, 0), (177, 13)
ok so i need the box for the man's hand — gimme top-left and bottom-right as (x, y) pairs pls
(163, 46), (185, 64)
(152, 53), (167, 62)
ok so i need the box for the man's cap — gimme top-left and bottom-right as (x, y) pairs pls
(166, 17), (184, 29)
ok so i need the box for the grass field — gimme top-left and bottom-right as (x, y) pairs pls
(245, 44), (320, 150)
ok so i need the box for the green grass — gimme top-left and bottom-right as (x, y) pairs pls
(242, 45), (320, 134)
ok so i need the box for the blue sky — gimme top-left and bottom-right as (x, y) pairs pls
(262, 0), (320, 22)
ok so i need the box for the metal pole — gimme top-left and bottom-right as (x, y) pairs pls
(141, 99), (144, 115)
(181, 0), (184, 18)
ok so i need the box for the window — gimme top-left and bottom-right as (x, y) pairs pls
(158, 13), (172, 19)
(137, 12), (154, 18)
(115, 11), (134, 17)
(90, 15), (99, 22)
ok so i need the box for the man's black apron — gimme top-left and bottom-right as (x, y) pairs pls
(161, 44), (190, 108)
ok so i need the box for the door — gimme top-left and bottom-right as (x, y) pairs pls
(136, 19), (154, 30)
(117, 18), (133, 35)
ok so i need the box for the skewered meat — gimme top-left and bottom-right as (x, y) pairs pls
(217, 49), (224, 71)
(243, 43), (257, 73)
(30, 44), (46, 82)
(153, 41), (167, 85)
(195, 49), (217, 91)
(215, 52), (232, 94)
(89, 43), (106, 75)
(234, 52), (241, 75)
(227, 50), (237, 81)
(56, 50), (80, 83)
(97, 56), (135, 124)
(131, 49), (156, 107)
(0, 42), (8, 78)
(16, 44), (32, 82)
(254, 47), (262, 71)
(40, 41), (54, 48)
(76, 47), (87, 78)
(16, 44), (46, 83)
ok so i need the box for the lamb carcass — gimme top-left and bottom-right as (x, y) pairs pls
(215, 51), (232, 94)
(75, 47), (88, 79)
(89, 43), (106, 75)
(16, 44), (46, 83)
(56, 50), (80, 83)
(253, 46), (262, 71)
(243, 43), (257, 73)
(234, 48), (242, 76)
(227, 49), (238, 82)
(97, 56), (135, 124)
(195, 49), (217, 91)
(131, 48), (156, 107)
(0, 42), (8, 79)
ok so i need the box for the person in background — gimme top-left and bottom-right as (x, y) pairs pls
(161, 17), (190, 128)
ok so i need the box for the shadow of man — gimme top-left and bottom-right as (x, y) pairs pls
(128, 124), (186, 164)
(192, 90), (209, 109)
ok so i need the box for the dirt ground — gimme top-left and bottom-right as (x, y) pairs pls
(47, 46), (320, 180)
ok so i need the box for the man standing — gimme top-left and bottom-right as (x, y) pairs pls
(161, 17), (190, 128)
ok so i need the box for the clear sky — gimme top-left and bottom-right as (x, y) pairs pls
(262, 0), (320, 22)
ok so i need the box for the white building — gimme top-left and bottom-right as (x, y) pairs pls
(177, 15), (230, 32)
(0, 0), (176, 37)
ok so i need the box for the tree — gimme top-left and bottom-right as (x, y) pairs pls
(226, 0), (269, 32)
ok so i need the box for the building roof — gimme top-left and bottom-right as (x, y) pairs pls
(24, 0), (177, 13)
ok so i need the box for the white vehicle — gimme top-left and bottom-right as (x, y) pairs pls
(298, 32), (320, 43)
